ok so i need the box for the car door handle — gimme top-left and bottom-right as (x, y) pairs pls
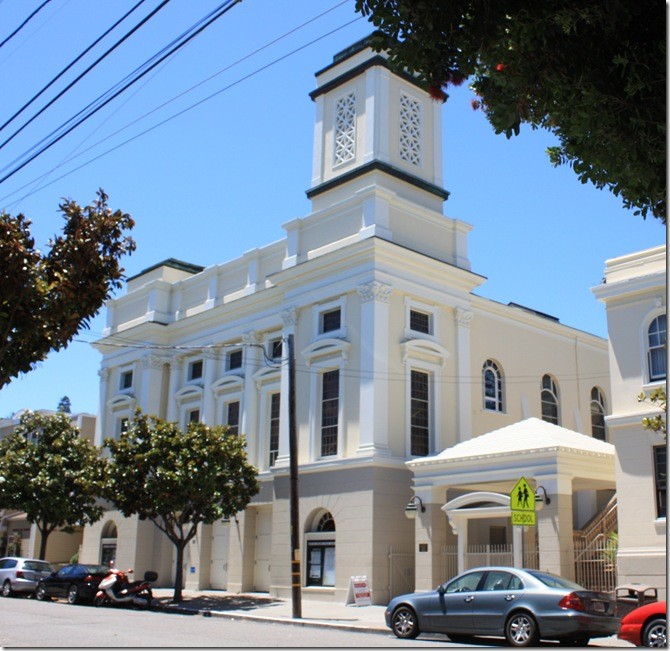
(464, 596), (474, 602)
(504, 594), (516, 601)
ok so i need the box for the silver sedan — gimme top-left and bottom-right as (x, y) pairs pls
(385, 566), (620, 647)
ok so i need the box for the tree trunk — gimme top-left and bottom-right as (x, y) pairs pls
(172, 540), (187, 603)
(38, 523), (50, 560)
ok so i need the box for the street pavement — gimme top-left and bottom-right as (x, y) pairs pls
(151, 589), (633, 647)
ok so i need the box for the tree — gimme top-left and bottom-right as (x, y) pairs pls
(104, 413), (259, 603)
(638, 386), (666, 439)
(57, 396), (71, 413)
(0, 189), (135, 389)
(0, 411), (107, 559)
(354, 1), (666, 223)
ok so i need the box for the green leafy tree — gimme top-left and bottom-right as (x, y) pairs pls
(104, 413), (259, 603)
(0, 189), (135, 389)
(638, 386), (667, 439)
(355, 1), (666, 222)
(0, 411), (107, 559)
(57, 396), (72, 413)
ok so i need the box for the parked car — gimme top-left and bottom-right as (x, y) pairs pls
(0, 557), (55, 597)
(35, 563), (110, 605)
(618, 601), (666, 647)
(385, 566), (620, 647)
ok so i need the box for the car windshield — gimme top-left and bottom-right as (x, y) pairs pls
(23, 561), (54, 572)
(528, 570), (583, 590)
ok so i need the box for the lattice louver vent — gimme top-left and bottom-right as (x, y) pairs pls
(334, 92), (356, 165)
(399, 92), (422, 166)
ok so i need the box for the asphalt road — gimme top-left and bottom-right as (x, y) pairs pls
(0, 596), (484, 648)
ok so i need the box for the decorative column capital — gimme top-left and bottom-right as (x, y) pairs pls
(142, 354), (168, 370)
(242, 331), (260, 346)
(357, 281), (392, 304)
(98, 367), (110, 381)
(455, 307), (473, 328)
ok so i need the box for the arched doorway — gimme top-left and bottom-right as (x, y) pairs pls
(305, 510), (336, 587)
(100, 521), (117, 566)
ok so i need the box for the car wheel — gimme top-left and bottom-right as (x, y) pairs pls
(66, 584), (79, 605)
(35, 583), (51, 602)
(643, 617), (667, 648)
(391, 605), (420, 639)
(2, 580), (13, 597)
(505, 611), (540, 647)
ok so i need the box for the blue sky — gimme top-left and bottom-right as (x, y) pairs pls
(0, 0), (663, 417)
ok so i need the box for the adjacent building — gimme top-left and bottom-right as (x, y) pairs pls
(592, 245), (666, 598)
(81, 38), (618, 603)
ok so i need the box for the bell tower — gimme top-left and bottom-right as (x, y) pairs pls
(307, 36), (449, 214)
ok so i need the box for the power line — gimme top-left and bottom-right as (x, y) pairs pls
(0, 13), (362, 204)
(0, 0), (172, 156)
(0, 0), (148, 135)
(0, 0), (52, 50)
(0, 0), (241, 185)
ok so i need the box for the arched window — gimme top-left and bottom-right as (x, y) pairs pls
(590, 387), (607, 441)
(541, 374), (560, 425)
(483, 360), (504, 412)
(648, 315), (667, 382)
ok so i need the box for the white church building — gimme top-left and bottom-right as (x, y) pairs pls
(80, 37), (624, 604)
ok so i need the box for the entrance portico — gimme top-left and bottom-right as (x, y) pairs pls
(408, 418), (616, 591)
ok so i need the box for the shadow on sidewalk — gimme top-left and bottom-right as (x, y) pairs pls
(153, 593), (283, 616)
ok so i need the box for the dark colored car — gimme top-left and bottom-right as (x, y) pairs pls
(0, 557), (55, 597)
(385, 566), (620, 647)
(618, 601), (667, 647)
(35, 563), (110, 604)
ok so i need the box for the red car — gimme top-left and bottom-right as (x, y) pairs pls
(618, 601), (666, 647)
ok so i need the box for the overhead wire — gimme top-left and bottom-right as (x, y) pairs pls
(0, 0), (241, 186)
(0, 0), (148, 135)
(0, 11), (363, 206)
(0, 0), (52, 50)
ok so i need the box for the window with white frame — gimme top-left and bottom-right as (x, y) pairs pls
(410, 369), (430, 456)
(653, 445), (666, 518)
(334, 91), (356, 166)
(223, 400), (240, 435)
(188, 359), (203, 381)
(320, 369), (339, 457)
(483, 360), (504, 412)
(321, 308), (341, 335)
(399, 91), (422, 166)
(590, 387), (607, 441)
(647, 314), (667, 382)
(268, 337), (283, 361)
(186, 408), (200, 425)
(404, 299), (438, 340)
(541, 374), (560, 425)
(314, 298), (346, 339)
(117, 417), (129, 437)
(269, 392), (280, 467)
(119, 369), (133, 391)
(227, 349), (243, 371)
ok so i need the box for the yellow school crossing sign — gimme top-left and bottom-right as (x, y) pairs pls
(510, 477), (536, 526)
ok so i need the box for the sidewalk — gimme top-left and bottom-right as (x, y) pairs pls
(151, 589), (632, 646)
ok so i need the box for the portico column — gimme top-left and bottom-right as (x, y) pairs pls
(414, 496), (448, 591)
(140, 354), (168, 417)
(241, 331), (262, 463)
(275, 307), (297, 467)
(356, 281), (392, 456)
(96, 367), (110, 445)
(166, 355), (184, 422)
(201, 349), (220, 425)
(535, 473), (575, 579)
(454, 307), (473, 441)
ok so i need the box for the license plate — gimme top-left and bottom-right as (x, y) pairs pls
(592, 601), (606, 613)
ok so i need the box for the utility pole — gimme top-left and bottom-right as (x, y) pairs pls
(287, 333), (302, 618)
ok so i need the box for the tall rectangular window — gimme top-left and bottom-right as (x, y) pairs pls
(411, 370), (429, 456)
(653, 445), (666, 518)
(227, 350), (243, 371)
(269, 393), (280, 467)
(321, 370), (339, 457)
(120, 370), (133, 390)
(321, 308), (341, 334)
(225, 401), (240, 436)
(188, 360), (203, 381)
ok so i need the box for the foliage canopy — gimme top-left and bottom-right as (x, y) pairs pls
(0, 190), (135, 389)
(0, 411), (107, 559)
(355, 0), (666, 223)
(105, 413), (259, 602)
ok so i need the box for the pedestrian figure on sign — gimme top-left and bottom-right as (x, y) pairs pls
(522, 486), (529, 508)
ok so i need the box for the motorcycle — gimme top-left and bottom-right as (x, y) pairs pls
(94, 564), (157, 609)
